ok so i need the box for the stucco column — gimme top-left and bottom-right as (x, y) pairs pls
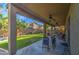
(43, 23), (46, 37)
(69, 4), (79, 55)
(8, 4), (17, 55)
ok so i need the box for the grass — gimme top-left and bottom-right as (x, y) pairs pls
(0, 33), (43, 50)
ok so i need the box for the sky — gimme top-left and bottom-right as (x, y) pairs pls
(0, 3), (43, 25)
(0, 3), (8, 17)
(16, 14), (43, 25)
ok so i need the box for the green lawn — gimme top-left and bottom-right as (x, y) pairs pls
(0, 33), (43, 50)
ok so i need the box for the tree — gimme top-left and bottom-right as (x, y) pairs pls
(0, 3), (8, 37)
(16, 18), (28, 35)
(0, 16), (8, 37)
(0, 14), (3, 19)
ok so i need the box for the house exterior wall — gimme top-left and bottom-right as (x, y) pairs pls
(66, 4), (79, 55)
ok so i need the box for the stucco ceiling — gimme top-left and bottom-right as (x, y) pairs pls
(24, 3), (70, 25)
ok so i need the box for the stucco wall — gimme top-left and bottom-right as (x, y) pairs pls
(68, 4), (79, 55)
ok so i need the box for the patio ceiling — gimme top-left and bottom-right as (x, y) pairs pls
(24, 3), (70, 26)
(13, 3), (70, 26)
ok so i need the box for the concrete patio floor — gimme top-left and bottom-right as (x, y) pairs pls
(16, 40), (58, 55)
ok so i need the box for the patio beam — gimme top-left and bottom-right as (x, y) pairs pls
(8, 4), (17, 55)
(12, 4), (52, 26)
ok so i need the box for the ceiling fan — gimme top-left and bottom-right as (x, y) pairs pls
(49, 14), (59, 26)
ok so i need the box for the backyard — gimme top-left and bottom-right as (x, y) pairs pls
(0, 33), (43, 50)
(0, 4), (44, 51)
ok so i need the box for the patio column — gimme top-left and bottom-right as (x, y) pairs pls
(43, 23), (46, 37)
(8, 4), (17, 55)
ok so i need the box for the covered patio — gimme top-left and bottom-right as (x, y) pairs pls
(1, 3), (71, 55)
